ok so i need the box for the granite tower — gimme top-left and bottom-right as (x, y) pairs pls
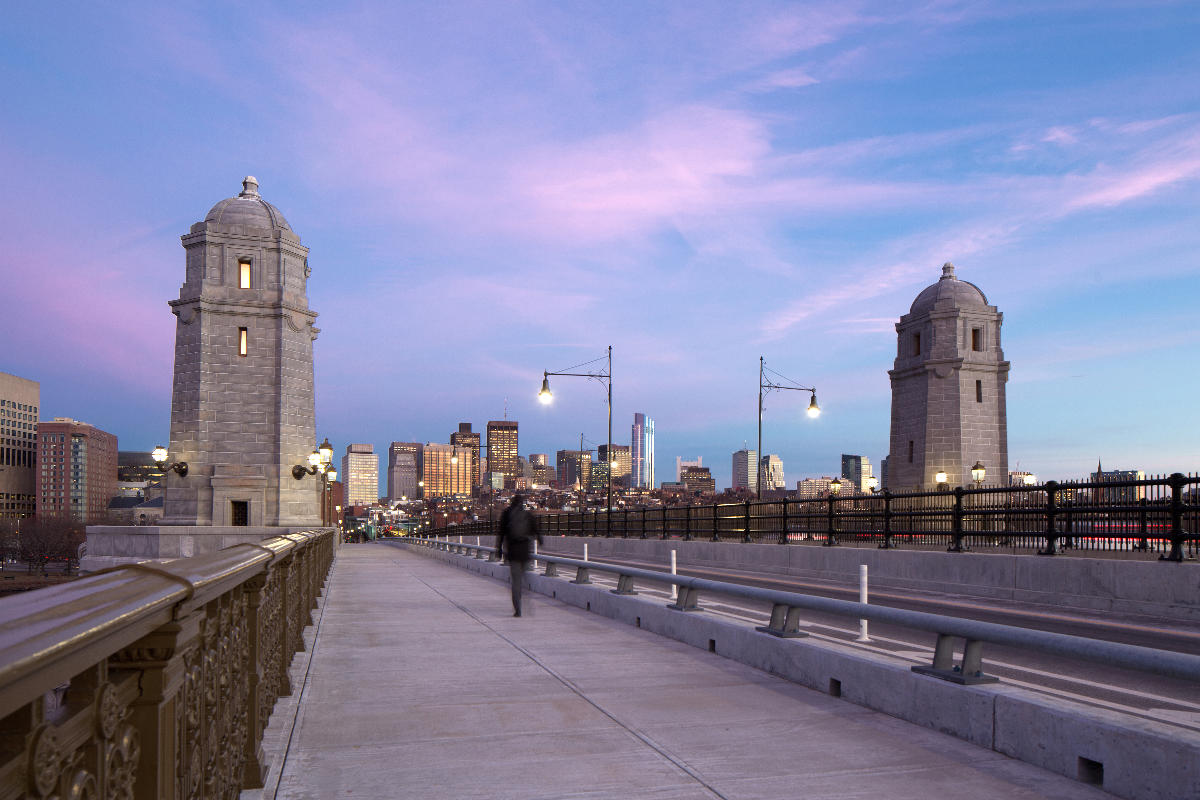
(161, 176), (321, 527)
(887, 263), (1009, 491)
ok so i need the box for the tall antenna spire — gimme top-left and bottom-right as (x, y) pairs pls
(503, 397), (509, 420)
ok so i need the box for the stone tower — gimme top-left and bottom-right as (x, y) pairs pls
(161, 176), (321, 527)
(887, 263), (1009, 491)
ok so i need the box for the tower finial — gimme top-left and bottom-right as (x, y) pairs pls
(941, 261), (956, 280)
(240, 176), (260, 198)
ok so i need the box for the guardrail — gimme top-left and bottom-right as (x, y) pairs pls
(435, 472), (1199, 560)
(411, 535), (1200, 686)
(0, 529), (335, 800)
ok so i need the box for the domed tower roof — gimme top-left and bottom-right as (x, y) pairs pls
(909, 262), (987, 315)
(203, 176), (292, 232)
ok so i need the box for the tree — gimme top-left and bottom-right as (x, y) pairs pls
(18, 516), (84, 575)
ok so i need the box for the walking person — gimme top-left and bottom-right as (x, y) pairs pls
(496, 494), (542, 617)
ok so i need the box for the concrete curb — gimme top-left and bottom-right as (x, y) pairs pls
(539, 536), (1200, 621)
(406, 542), (1200, 800)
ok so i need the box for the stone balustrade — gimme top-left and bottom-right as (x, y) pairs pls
(0, 529), (335, 799)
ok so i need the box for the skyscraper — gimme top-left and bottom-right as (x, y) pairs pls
(0, 372), (39, 519)
(676, 456), (702, 482)
(840, 455), (873, 493)
(422, 443), (472, 498)
(888, 263), (1009, 490)
(341, 444), (378, 507)
(759, 454), (784, 490)
(450, 423), (481, 490)
(555, 449), (591, 491)
(387, 442), (422, 502)
(598, 444), (631, 488)
(631, 413), (655, 489)
(731, 448), (757, 492)
(528, 454), (554, 486)
(36, 418), (117, 522)
(486, 421), (518, 487)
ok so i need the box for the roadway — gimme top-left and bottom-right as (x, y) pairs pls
(536, 546), (1200, 736)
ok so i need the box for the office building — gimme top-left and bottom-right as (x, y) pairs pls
(341, 444), (379, 507)
(0, 372), (39, 518)
(450, 423), (481, 490)
(731, 448), (757, 492)
(36, 418), (117, 522)
(387, 442), (422, 502)
(422, 443), (472, 498)
(796, 477), (841, 499)
(1091, 461), (1146, 503)
(680, 466), (716, 494)
(117, 451), (166, 486)
(598, 444), (631, 488)
(880, 456), (889, 490)
(588, 460), (610, 494)
(486, 421), (518, 486)
(888, 262), (1009, 490)
(841, 455), (873, 493)
(631, 413), (655, 489)
(676, 456), (702, 482)
(556, 449), (592, 491)
(759, 455), (784, 490)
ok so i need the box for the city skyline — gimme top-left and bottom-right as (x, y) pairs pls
(4, 4), (1199, 493)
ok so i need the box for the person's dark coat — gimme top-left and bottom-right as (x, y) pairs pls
(498, 503), (542, 563)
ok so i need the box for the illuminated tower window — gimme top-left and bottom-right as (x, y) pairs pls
(238, 327), (248, 357)
(239, 259), (251, 289)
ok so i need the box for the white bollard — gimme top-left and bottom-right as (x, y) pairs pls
(583, 543), (588, 563)
(476, 536), (480, 546)
(856, 564), (871, 642)
(671, 549), (678, 600)
(533, 540), (538, 569)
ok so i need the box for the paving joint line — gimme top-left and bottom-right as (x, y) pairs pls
(405, 551), (731, 800)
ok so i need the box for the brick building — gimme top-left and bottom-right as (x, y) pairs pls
(36, 418), (117, 522)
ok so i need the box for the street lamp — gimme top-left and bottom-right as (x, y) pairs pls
(538, 346), (614, 526)
(830, 477), (842, 495)
(971, 461), (986, 488)
(151, 445), (188, 477)
(934, 470), (949, 491)
(757, 356), (819, 499)
(866, 476), (879, 493)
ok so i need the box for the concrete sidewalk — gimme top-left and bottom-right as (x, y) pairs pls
(263, 543), (1109, 800)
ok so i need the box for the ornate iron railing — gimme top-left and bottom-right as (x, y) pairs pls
(439, 473), (1199, 560)
(0, 529), (335, 800)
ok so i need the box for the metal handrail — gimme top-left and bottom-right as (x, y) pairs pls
(410, 535), (1200, 685)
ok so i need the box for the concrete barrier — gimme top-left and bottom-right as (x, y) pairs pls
(535, 536), (1200, 621)
(406, 541), (1200, 800)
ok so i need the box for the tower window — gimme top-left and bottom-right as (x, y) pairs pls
(239, 259), (251, 288)
(976, 380), (983, 403)
(238, 327), (248, 357)
(912, 332), (921, 356)
(972, 328), (982, 351)
(908, 441), (914, 463)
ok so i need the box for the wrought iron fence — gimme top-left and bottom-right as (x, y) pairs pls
(444, 473), (1199, 560)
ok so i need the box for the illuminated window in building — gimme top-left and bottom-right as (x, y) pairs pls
(239, 259), (251, 289)
(238, 327), (248, 357)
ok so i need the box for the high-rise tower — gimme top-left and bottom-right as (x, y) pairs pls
(887, 263), (1009, 491)
(631, 413), (654, 489)
(161, 176), (321, 526)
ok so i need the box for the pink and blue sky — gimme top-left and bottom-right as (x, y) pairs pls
(3, 1), (1198, 491)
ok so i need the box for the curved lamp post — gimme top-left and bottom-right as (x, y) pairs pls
(539, 346), (613, 531)
(151, 445), (188, 477)
(757, 356), (819, 499)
